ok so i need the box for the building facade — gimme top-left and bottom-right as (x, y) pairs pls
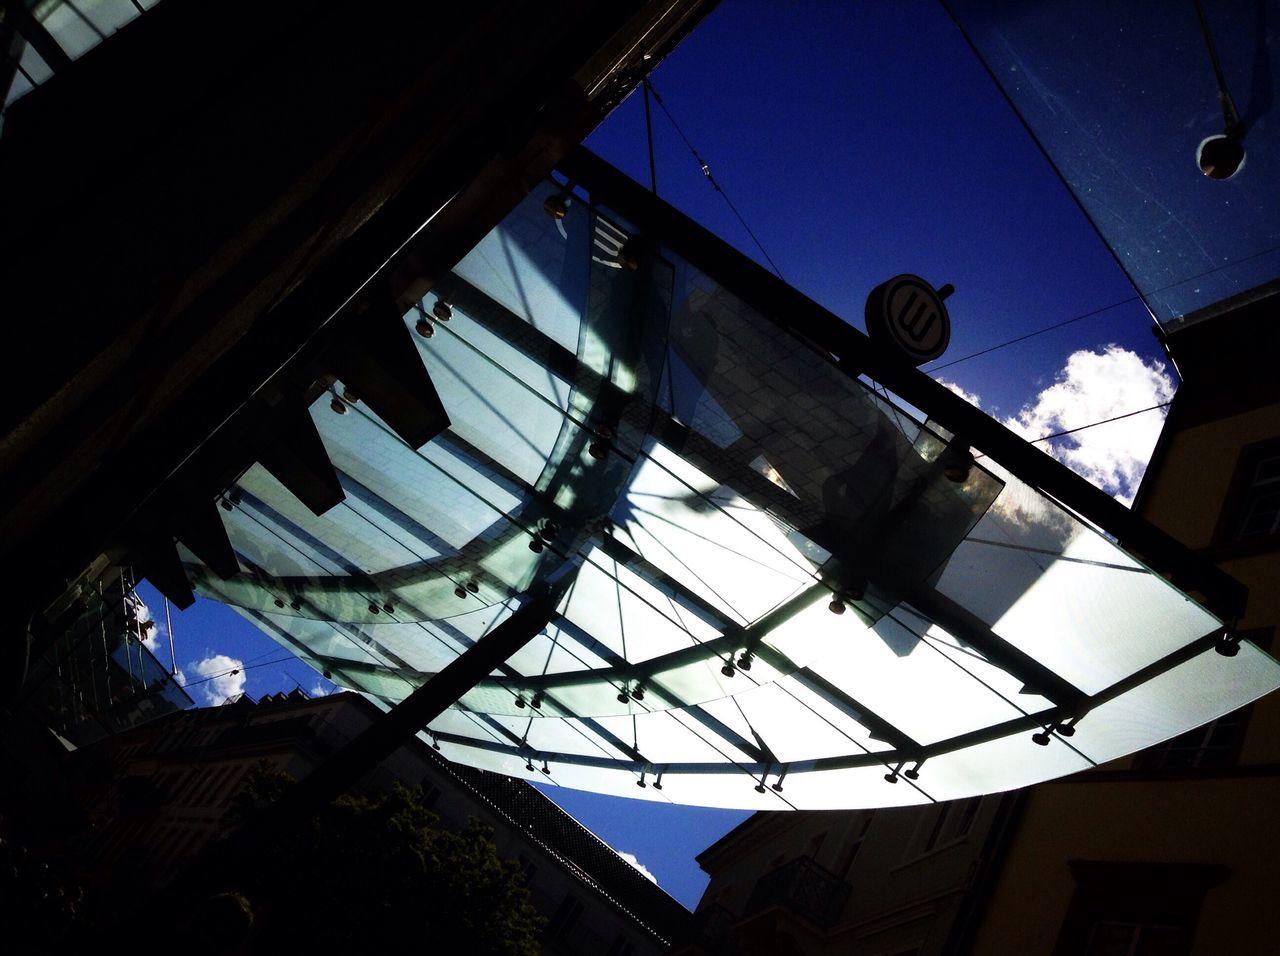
(964, 287), (1280, 955)
(76, 689), (691, 954)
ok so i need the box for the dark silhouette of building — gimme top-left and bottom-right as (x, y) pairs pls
(71, 689), (693, 953)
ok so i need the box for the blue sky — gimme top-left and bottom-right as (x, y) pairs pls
(132, 1), (1186, 910)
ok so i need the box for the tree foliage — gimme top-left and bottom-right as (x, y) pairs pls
(227, 762), (542, 954)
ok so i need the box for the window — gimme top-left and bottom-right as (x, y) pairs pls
(1053, 862), (1228, 956)
(1083, 919), (1190, 955)
(516, 853), (538, 884)
(806, 830), (828, 863)
(1237, 450), (1280, 539)
(546, 894), (584, 938)
(419, 780), (442, 809)
(1214, 437), (1280, 550)
(837, 811), (874, 875)
(1135, 709), (1249, 771)
(903, 798), (982, 860)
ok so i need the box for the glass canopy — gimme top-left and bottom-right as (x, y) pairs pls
(2, 0), (163, 115)
(946, 0), (1280, 322)
(185, 178), (1280, 810)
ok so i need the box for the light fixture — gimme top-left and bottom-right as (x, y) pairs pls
(466, 580), (479, 594)
(588, 426), (612, 461)
(530, 693), (543, 710)
(540, 759), (550, 775)
(329, 395), (347, 415)
(904, 759), (924, 781)
(1193, 0), (1246, 179)
(737, 652), (754, 671)
(829, 597), (846, 616)
(1197, 135), (1245, 180)
(720, 661), (736, 678)
(414, 316), (435, 338)
(543, 193), (569, 220)
(617, 684), (630, 704)
(525, 757), (535, 772)
(618, 238), (641, 271)
(632, 685), (645, 702)
(652, 771), (663, 791)
(453, 585), (467, 599)
(273, 597), (285, 608)
(367, 602), (380, 615)
(514, 695), (527, 709)
(944, 451), (973, 484)
(528, 537), (544, 554)
(884, 761), (904, 784)
(432, 299), (452, 322)
(1215, 630), (1241, 657)
(636, 770), (647, 788)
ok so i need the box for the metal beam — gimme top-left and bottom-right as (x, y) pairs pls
(238, 576), (570, 832)
(1, 1), (71, 73)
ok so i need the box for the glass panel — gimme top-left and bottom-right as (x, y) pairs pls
(413, 301), (571, 487)
(912, 729), (1093, 802)
(947, 0), (1280, 320)
(613, 440), (820, 624)
(452, 189), (591, 354)
(935, 467), (1221, 694)
(319, 400), (521, 552)
(43, 3), (104, 58)
(4, 0), (154, 109)
(797, 611), (1027, 746)
(1069, 641), (1280, 765)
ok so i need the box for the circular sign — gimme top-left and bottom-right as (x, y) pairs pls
(865, 274), (952, 365)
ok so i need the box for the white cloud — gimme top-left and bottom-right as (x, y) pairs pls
(309, 681), (331, 698)
(131, 597), (163, 654)
(189, 653), (247, 706)
(1000, 346), (1174, 506)
(937, 379), (982, 408)
(936, 347), (1173, 507)
(617, 851), (657, 884)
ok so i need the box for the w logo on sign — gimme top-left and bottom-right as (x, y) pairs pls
(894, 289), (941, 344)
(865, 275), (953, 365)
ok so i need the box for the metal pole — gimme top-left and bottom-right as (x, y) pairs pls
(164, 596), (177, 677)
(643, 78), (658, 195)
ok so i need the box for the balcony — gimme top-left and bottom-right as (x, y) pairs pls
(744, 856), (850, 929)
